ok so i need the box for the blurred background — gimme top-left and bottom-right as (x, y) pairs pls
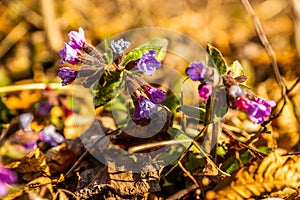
(0, 0), (300, 150)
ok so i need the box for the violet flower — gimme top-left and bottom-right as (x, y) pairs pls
(67, 27), (86, 50)
(247, 97), (276, 124)
(198, 84), (212, 100)
(0, 166), (18, 197)
(59, 43), (79, 64)
(134, 95), (158, 120)
(137, 50), (161, 76)
(37, 102), (53, 116)
(111, 39), (130, 54)
(38, 125), (65, 146)
(144, 86), (166, 104)
(255, 97), (276, 108)
(57, 67), (78, 86)
(186, 62), (207, 81)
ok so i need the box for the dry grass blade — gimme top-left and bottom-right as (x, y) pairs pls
(206, 151), (300, 199)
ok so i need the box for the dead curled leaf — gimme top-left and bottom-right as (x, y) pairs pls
(206, 151), (300, 200)
(75, 163), (161, 199)
(8, 148), (51, 181)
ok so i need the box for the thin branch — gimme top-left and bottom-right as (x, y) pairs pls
(240, 0), (287, 96)
(0, 83), (64, 94)
(178, 161), (199, 187)
(192, 140), (231, 177)
(128, 139), (193, 153)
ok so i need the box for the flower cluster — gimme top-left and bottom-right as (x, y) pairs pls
(0, 166), (17, 197)
(137, 50), (161, 76)
(59, 27), (86, 65)
(125, 75), (166, 120)
(186, 62), (212, 100)
(38, 125), (65, 146)
(58, 28), (166, 120)
(111, 39), (131, 54)
(18, 113), (65, 148)
(226, 77), (276, 124)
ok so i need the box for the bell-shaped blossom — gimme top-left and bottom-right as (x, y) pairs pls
(57, 67), (78, 86)
(59, 43), (79, 64)
(144, 86), (166, 104)
(111, 39), (130, 54)
(137, 50), (161, 76)
(134, 96), (158, 120)
(198, 84), (212, 100)
(186, 62), (207, 81)
(0, 166), (18, 197)
(67, 27), (86, 50)
(38, 125), (65, 146)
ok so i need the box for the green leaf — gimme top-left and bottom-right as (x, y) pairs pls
(240, 149), (253, 164)
(227, 60), (245, 77)
(216, 145), (228, 158)
(167, 127), (198, 152)
(258, 146), (272, 154)
(221, 149), (253, 173)
(94, 71), (123, 107)
(177, 105), (206, 122)
(206, 44), (227, 75)
(184, 153), (205, 171)
(122, 38), (168, 66)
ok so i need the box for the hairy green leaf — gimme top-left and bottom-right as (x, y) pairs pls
(94, 71), (124, 107)
(227, 60), (244, 77)
(122, 38), (168, 66)
(206, 44), (227, 75)
(177, 105), (206, 122)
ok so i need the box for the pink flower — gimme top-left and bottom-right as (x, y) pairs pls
(198, 84), (212, 100)
(234, 96), (250, 111)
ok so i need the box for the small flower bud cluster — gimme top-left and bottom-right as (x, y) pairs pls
(186, 62), (212, 100)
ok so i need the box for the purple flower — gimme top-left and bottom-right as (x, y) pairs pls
(37, 102), (53, 116)
(111, 39), (130, 54)
(186, 62), (207, 81)
(59, 43), (79, 64)
(198, 84), (212, 100)
(134, 96), (158, 120)
(247, 101), (271, 124)
(255, 97), (276, 107)
(38, 125), (65, 146)
(144, 86), (166, 104)
(137, 50), (161, 76)
(57, 67), (78, 86)
(0, 166), (17, 197)
(235, 96), (250, 111)
(23, 141), (37, 149)
(67, 27), (86, 50)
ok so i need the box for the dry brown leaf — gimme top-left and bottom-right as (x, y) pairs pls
(206, 151), (300, 200)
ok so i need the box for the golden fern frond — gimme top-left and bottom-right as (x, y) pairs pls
(206, 151), (300, 200)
